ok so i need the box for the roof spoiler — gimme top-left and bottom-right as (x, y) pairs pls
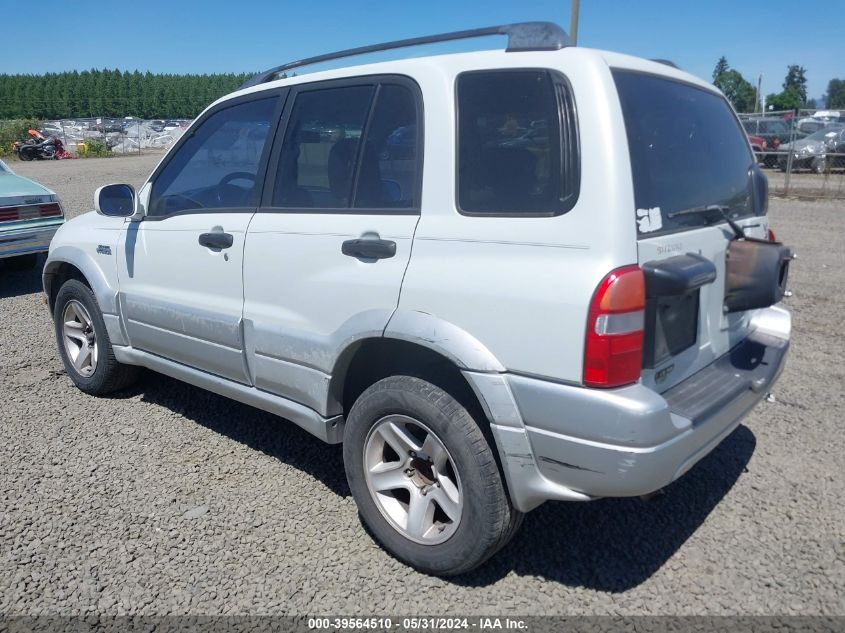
(650, 59), (680, 69)
(239, 21), (571, 90)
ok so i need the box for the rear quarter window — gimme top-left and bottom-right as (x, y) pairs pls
(613, 70), (756, 237)
(456, 69), (579, 216)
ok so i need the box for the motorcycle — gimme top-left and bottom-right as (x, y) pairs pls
(14, 129), (74, 161)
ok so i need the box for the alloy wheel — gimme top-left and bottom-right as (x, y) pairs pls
(61, 300), (98, 377)
(363, 415), (463, 545)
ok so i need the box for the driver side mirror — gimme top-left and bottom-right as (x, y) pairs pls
(94, 183), (136, 217)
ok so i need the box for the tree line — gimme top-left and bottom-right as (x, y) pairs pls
(712, 57), (845, 113)
(2, 64), (843, 121)
(0, 69), (254, 120)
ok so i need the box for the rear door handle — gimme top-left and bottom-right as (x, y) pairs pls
(341, 238), (396, 260)
(198, 232), (234, 249)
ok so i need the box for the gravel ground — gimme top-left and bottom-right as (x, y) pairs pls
(1, 155), (843, 616)
(766, 168), (845, 199)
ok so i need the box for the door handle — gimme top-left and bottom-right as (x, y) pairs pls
(198, 232), (234, 249)
(341, 238), (396, 260)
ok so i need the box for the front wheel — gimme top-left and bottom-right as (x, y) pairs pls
(811, 156), (828, 174)
(343, 375), (521, 576)
(53, 279), (139, 395)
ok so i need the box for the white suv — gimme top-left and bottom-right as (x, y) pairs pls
(44, 23), (793, 575)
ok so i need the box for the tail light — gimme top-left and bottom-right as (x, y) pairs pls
(39, 203), (63, 217)
(583, 265), (645, 388)
(767, 228), (777, 242)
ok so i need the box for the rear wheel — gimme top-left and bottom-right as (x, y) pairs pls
(53, 279), (139, 395)
(343, 375), (521, 576)
(4, 254), (38, 271)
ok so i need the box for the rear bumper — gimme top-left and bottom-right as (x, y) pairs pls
(467, 305), (791, 512)
(0, 222), (62, 259)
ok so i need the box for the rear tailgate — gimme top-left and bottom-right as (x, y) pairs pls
(612, 69), (771, 394)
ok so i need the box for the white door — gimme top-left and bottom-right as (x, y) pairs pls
(118, 94), (281, 383)
(243, 79), (422, 414)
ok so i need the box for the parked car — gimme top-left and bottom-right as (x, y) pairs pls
(794, 117), (827, 135)
(43, 22), (792, 576)
(99, 119), (124, 133)
(778, 124), (845, 173)
(0, 160), (65, 270)
(741, 117), (807, 166)
(747, 133), (768, 161)
(40, 123), (63, 137)
(810, 110), (843, 122)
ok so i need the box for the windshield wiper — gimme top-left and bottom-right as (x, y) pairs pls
(667, 204), (745, 239)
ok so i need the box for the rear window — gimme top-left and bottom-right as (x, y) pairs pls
(613, 70), (756, 236)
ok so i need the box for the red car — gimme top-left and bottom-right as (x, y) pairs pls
(747, 134), (769, 163)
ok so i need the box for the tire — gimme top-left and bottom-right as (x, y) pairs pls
(4, 254), (38, 271)
(343, 375), (521, 576)
(53, 279), (139, 395)
(812, 156), (827, 174)
(18, 148), (34, 161)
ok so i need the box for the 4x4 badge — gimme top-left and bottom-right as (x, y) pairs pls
(96, 245), (112, 256)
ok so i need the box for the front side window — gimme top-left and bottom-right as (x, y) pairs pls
(149, 97), (277, 216)
(457, 70), (577, 215)
(272, 82), (420, 210)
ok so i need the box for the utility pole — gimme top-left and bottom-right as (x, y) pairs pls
(570, 0), (580, 45)
(757, 73), (763, 113)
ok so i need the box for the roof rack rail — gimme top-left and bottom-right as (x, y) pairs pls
(239, 21), (570, 90)
(650, 59), (679, 69)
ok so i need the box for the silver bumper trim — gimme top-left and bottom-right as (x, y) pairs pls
(467, 305), (791, 511)
(0, 223), (60, 258)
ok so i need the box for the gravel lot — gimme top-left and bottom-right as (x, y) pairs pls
(1, 155), (843, 616)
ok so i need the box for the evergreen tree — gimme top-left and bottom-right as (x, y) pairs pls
(711, 58), (756, 113)
(766, 65), (813, 112)
(713, 56), (729, 81)
(783, 65), (808, 104)
(824, 79), (845, 109)
(0, 70), (254, 119)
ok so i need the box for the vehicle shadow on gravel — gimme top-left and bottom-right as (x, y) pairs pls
(131, 372), (350, 497)
(0, 256), (44, 299)
(456, 424), (757, 591)
(127, 371), (754, 592)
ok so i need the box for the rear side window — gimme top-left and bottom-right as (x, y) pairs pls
(273, 86), (373, 208)
(613, 70), (756, 236)
(149, 97), (277, 216)
(457, 70), (578, 216)
(272, 82), (420, 210)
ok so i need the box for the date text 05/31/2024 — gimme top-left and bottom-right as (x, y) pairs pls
(307, 617), (528, 630)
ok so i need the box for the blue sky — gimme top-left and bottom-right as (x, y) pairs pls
(2, 0), (842, 102)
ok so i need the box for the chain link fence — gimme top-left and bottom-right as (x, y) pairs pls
(36, 117), (191, 157)
(738, 109), (845, 199)
(11, 108), (845, 201)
